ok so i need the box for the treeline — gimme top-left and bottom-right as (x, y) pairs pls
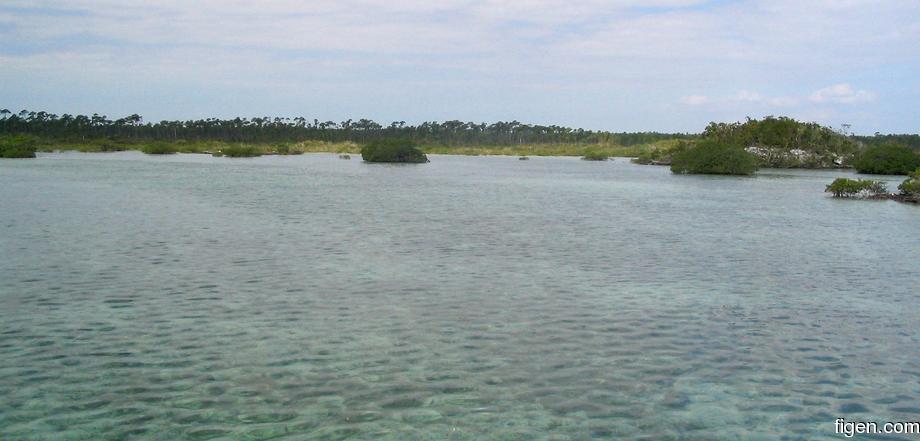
(854, 134), (920, 151)
(0, 109), (692, 146)
(701, 116), (859, 154)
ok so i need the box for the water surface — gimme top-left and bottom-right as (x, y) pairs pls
(1, 152), (918, 440)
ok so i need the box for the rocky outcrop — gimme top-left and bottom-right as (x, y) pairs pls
(745, 145), (848, 168)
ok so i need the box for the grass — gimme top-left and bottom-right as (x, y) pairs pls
(35, 139), (360, 155)
(420, 142), (666, 157)
(29, 138), (679, 159)
(581, 150), (609, 161)
(0, 134), (39, 158)
(141, 142), (179, 155)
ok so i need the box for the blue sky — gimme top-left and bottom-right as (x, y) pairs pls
(1, 0), (917, 134)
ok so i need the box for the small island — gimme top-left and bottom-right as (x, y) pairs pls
(826, 169), (920, 204)
(361, 139), (428, 163)
(824, 141), (920, 204)
(669, 140), (758, 175)
(634, 117), (866, 170)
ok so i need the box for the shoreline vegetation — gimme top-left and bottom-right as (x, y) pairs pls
(2, 137), (677, 159)
(2, 110), (918, 174)
(825, 169), (920, 204)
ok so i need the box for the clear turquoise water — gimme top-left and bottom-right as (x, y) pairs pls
(1, 152), (918, 441)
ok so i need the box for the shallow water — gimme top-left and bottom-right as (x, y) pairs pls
(1, 152), (918, 441)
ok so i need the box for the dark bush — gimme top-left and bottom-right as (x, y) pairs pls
(97, 141), (126, 152)
(361, 139), (428, 163)
(219, 145), (262, 157)
(854, 143), (920, 175)
(670, 140), (758, 175)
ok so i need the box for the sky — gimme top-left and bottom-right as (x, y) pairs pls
(1, 0), (917, 134)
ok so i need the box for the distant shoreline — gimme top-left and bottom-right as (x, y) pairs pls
(31, 140), (666, 160)
(30, 142), (868, 170)
(31, 147), (866, 171)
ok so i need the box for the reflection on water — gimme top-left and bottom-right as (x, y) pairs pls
(1, 152), (918, 440)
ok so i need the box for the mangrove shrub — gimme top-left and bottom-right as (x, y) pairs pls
(632, 141), (690, 165)
(141, 142), (178, 155)
(853, 143), (920, 175)
(670, 140), (758, 175)
(898, 168), (920, 202)
(0, 134), (38, 158)
(581, 150), (609, 161)
(825, 178), (888, 198)
(219, 145), (262, 157)
(361, 139), (428, 163)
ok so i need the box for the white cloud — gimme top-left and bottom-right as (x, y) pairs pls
(730, 91), (798, 107)
(809, 84), (876, 104)
(733, 91), (763, 102)
(681, 95), (710, 105)
(766, 97), (799, 107)
(0, 0), (916, 132)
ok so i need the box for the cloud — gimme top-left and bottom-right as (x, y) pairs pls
(730, 91), (798, 107)
(0, 0), (916, 132)
(733, 91), (763, 102)
(681, 95), (710, 105)
(809, 84), (876, 104)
